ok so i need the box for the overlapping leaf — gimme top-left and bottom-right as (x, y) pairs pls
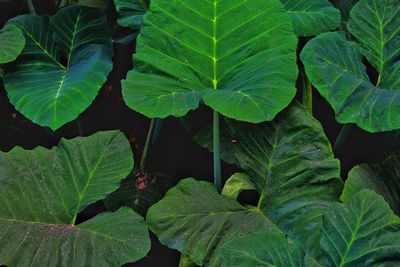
(320, 190), (400, 266)
(148, 103), (343, 265)
(221, 173), (255, 200)
(146, 178), (278, 266)
(114, 0), (149, 29)
(341, 151), (400, 215)
(301, 0), (400, 132)
(214, 190), (400, 267)
(122, 0), (298, 123)
(0, 24), (25, 64)
(281, 0), (341, 36)
(3, 6), (113, 130)
(0, 131), (150, 266)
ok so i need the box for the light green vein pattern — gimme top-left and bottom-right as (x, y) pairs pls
(301, 0), (400, 132)
(122, 0), (298, 123)
(0, 131), (150, 267)
(3, 6), (113, 130)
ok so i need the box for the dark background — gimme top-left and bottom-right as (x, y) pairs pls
(1, 1), (396, 266)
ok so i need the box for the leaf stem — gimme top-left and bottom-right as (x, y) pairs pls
(27, 0), (36, 15)
(213, 111), (222, 193)
(302, 75), (313, 115)
(77, 118), (84, 136)
(140, 118), (156, 171)
(333, 124), (352, 153)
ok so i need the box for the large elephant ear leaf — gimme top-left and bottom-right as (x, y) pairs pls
(341, 151), (400, 215)
(0, 24), (25, 64)
(146, 178), (279, 266)
(320, 190), (400, 266)
(301, 0), (400, 132)
(122, 0), (298, 123)
(214, 232), (306, 267)
(0, 131), (151, 266)
(3, 6), (113, 130)
(280, 0), (341, 37)
(114, 0), (149, 29)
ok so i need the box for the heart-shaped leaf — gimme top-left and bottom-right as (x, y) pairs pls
(0, 24), (25, 64)
(281, 0), (341, 37)
(3, 6), (113, 130)
(341, 151), (400, 215)
(320, 190), (400, 266)
(122, 0), (298, 123)
(113, 0), (149, 29)
(214, 190), (400, 267)
(301, 0), (400, 132)
(148, 103), (343, 264)
(0, 131), (151, 266)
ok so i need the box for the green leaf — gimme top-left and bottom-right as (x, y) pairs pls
(222, 173), (256, 200)
(301, 0), (400, 132)
(146, 178), (279, 266)
(320, 190), (400, 266)
(55, 0), (110, 9)
(184, 103), (343, 253)
(104, 172), (178, 216)
(0, 131), (151, 266)
(341, 151), (400, 215)
(281, 0), (341, 37)
(114, 0), (149, 29)
(122, 0), (298, 123)
(331, 0), (359, 22)
(0, 24), (25, 64)
(215, 232), (305, 267)
(3, 6), (113, 130)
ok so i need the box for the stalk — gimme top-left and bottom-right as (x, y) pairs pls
(140, 118), (156, 171)
(77, 118), (84, 136)
(333, 124), (352, 153)
(27, 0), (36, 15)
(213, 111), (222, 192)
(302, 75), (313, 115)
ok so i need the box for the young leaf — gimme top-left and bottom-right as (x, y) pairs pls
(214, 232), (305, 267)
(301, 0), (400, 132)
(122, 0), (298, 123)
(0, 131), (150, 266)
(114, 0), (149, 29)
(320, 190), (400, 266)
(146, 178), (279, 266)
(221, 173), (255, 200)
(3, 6), (113, 130)
(0, 24), (25, 64)
(341, 151), (400, 215)
(281, 0), (341, 37)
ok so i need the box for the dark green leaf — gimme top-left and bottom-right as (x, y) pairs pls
(341, 151), (400, 215)
(0, 131), (150, 266)
(122, 0), (298, 123)
(301, 0), (400, 132)
(281, 0), (341, 37)
(3, 6), (113, 130)
(320, 190), (400, 266)
(113, 0), (149, 29)
(105, 172), (178, 216)
(146, 178), (278, 266)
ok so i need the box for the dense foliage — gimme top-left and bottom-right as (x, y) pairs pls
(1, 0), (400, 266)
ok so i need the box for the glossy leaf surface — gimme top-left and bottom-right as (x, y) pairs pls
(114, 0), (149, 29)
(3, 6), (113, 130)
(0, 131), (150, 266)
(301, 0), (400, 132)
(122, 0), (298, 123)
